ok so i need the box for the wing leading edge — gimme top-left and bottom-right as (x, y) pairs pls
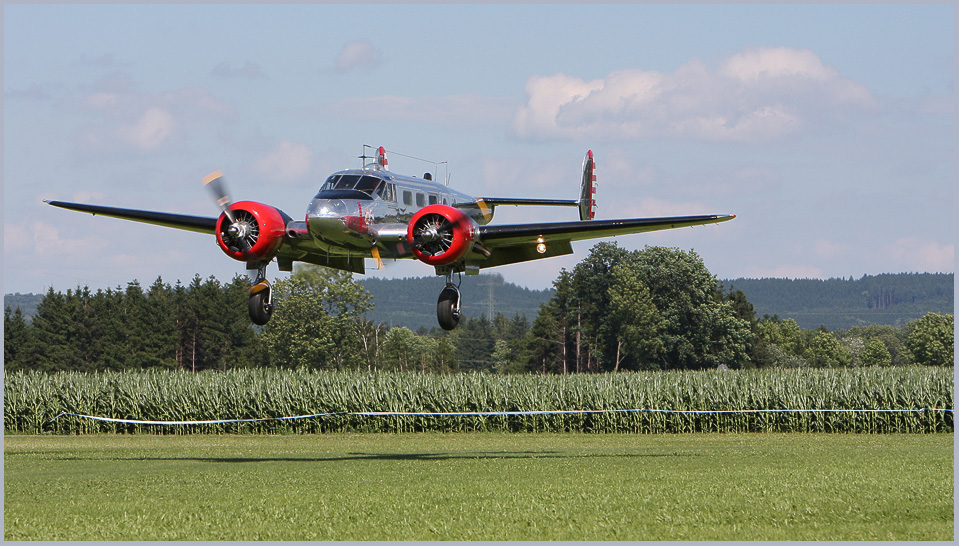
(45, 201), (218, 234)
(474, 213), (735, 268)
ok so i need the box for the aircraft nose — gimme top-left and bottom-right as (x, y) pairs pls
(315, 199), (350, 218)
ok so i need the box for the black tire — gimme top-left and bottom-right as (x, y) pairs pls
(249, 288), (273, 325)
(437, 286), (460, 331)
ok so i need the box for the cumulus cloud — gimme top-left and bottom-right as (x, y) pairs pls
(253, 140), (314, 182)
(884, 238), (954, 273)
(333, 40), (383, 73)
(117, 107), (175, 150)
(511, 47), (879, 142)
(6, 221), (109, 258)
(814, 239), (850, 259)
(74, 83), (235, 154)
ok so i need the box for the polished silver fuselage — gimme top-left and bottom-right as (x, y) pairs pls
(302, 164), (486, 258)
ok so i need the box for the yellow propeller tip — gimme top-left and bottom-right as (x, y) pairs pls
(203, 170), (224, 185)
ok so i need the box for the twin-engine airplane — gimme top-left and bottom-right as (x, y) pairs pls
(46, 147), (734, 330)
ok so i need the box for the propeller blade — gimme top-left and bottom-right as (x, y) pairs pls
(203, 170), (236, 225)
(203, 170), (254, 257)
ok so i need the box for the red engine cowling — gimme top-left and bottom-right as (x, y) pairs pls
(215, 201), (287, 262)
(407, 204), (477, 266)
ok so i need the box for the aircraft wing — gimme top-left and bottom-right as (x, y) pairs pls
(474, 213), (735, 268)
(475, 198), (579, 208)
(45, 201), (217, 234)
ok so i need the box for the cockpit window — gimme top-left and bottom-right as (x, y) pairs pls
(315, 174), (385, 198)
(353, 176), (384, 195)
(320, 175), (340, 191)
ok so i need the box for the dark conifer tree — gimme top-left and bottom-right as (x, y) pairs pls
(4, 306), (31, 370)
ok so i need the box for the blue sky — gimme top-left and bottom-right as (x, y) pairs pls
(4, 4), (955, 296)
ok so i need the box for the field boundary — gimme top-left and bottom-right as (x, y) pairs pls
(52, 407), (954, 427)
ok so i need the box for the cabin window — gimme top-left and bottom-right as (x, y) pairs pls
(383, 184), (396, 202)
(403, 191), (413, 206)
(416, 193), (425, 207)
(428, 194), (437, 205)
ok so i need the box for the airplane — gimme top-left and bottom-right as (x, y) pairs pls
(46, 146), (735, 330)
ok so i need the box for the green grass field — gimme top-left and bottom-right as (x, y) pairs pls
(4, 433), (953, 541)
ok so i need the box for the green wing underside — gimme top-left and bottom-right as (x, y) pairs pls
(471, 214), (735, 268)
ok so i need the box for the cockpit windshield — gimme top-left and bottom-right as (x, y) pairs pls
(315, 174), (384, 199)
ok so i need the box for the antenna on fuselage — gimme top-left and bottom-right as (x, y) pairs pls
(359, 144), (373, 169)
(369, 146), (450, 185)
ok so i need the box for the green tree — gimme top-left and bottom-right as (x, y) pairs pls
(804, 330), (852, 368)
(549, 269), (577, 373)
(143, 277), (179, 368)
(87, 286), (127, 370)
(383, 326), (418, 371)
(570, 242), (632, 371)
(452, 315), (496, 372)
(845, 324), (906, 366)
(860, 337), (892, 366)
(30, 287), (79, 371)
(264, 266), (372, 368)
(608, 264), (663, 371)
(4, 306), (31, 370)
(354, 318), (388, 371)
(623, 246), (751, 369)
(432, 334), (458, 373)
(525, 301), (565, 374)
(905, 313), (954, 366)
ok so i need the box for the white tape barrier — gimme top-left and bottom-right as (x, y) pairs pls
(51, 407), (953, 427)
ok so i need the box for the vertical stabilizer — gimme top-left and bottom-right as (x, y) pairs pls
(579, 150), (596, 220)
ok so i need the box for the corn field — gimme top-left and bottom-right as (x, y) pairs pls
(4, 367), (953, 434)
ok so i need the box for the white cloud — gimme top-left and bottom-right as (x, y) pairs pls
(117, 107), (175, 150)
(4, 223), (32, 254)
(719, 47), (834, 82)
(883, 238), (954, 273)
(253, 140), (314, 182)
(334, 40), (383, 73)
(814, 239), (850, 258)
(73, 85), (235, 155)
(511, 47), (878, 143)
(8, 221), (110, 258)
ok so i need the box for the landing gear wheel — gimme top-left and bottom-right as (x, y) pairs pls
(249, 282), (273, 325)
(437, 285), (461, 331)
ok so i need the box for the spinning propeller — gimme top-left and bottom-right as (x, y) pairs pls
(203, 171), (257, 259)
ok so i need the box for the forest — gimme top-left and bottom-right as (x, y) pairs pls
(4, 243), (954, 373)
(727, 273), (954, 330)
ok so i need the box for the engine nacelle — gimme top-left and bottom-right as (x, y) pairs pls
(215, 201), (288, 262)
(407, 204), (477, 266)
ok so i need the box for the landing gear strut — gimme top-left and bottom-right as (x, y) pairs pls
(248, 264), (273, 325)
(436, 271), (462, 331)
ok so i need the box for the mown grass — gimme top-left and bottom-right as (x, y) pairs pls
(4, 433), (953, 541)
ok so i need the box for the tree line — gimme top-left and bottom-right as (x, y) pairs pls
(4, 244), (954, 373)
(727, 273), (953, 330)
